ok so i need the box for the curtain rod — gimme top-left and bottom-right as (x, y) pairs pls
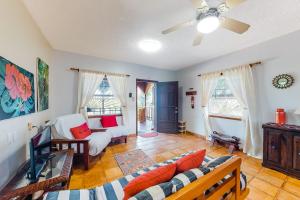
(197, 61), (262, 77)
(69, 67), (131, 77)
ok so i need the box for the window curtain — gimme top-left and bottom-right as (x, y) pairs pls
(107, 75), (129, 126)
(76, 71), (105, 119)
(200, 72), (219, 139)
(224, 65), (261, 157)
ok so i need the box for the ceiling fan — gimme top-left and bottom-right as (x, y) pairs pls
(162, 0), (250, 46)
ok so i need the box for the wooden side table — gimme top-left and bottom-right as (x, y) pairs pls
(0, 149), (74, 200)
(178, 121), (187, 134)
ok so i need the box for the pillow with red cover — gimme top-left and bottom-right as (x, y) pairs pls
(123, 163), (176, 200)
(176, 149), (206, 173)
(70, 123), (91, 139)
(100, 115), (118, 128)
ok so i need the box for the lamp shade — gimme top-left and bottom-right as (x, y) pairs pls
(295, 108), (300, 115)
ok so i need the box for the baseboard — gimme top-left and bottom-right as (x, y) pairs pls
(186, 131), (206, 140)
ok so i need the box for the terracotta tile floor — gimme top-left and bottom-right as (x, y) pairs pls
(69, 133), (300, 200)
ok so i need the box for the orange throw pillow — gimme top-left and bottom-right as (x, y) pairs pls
(70, 123), (91, 139)
(176, 150), (206, 173)
(123, 163), (176, 200)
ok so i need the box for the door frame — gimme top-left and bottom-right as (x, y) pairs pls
(136, 79), (158, 135)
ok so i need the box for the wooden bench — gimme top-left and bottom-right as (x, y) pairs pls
(211, 131), (240, 154)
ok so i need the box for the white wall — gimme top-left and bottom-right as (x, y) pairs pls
(52, 50), (177, 133)
(0, 0), (52, 189)
(177, 30), (300, 151)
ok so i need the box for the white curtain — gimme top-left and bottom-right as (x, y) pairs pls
(76, 71), (105, 119)
(224, 65), (261, 157)
(107, 75), (129, 126)
(200, 72), (219, 139)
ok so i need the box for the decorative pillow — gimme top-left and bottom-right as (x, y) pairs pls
(171, 167), (210, 193)
(129, 182), (173, 200)
(123, 163), (176, 200)
(176, 149), (206, 173)
(70, 123), (91, 139)
(205, 156), (233, 169)
(100, 115), (118, 128)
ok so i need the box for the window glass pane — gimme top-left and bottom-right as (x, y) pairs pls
(209, 78), (243, 117)
(87, 77), (122, 116)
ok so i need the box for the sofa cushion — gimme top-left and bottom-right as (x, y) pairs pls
(43, 188), (96, 200)
(54, 114), (86, 139)
(86, 132), (112, 156)
(101, 115), (118, 128)
(171, 167), (210, 193)
(70, 123), (91, 139)
(176, 149), (206, 173)
(106, 125), (130, 138)
(129, 182), (173, 200)
(205, 155), (233, 170)
(123, 163), (176, 200)
(43, 152), (247, 200)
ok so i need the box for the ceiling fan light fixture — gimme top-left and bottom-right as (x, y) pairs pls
(138, 39), (162, 53)
(197, 16), (220, 34)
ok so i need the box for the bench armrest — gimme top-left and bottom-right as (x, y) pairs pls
(91, 128), (107, 133)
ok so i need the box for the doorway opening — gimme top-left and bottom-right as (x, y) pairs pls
(136, 79), (157, 135)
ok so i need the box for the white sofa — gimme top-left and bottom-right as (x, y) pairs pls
(87, 115), (130, 140)
(53, 114), (112, 155)
(52, 114), (130, 169)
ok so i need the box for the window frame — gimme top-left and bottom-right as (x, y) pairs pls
(87, 77), (122, 117)
(208, 78), (243, 120)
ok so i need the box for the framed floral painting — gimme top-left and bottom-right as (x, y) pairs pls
(37, 58), (49, 111)
(0, 56), (35, 120)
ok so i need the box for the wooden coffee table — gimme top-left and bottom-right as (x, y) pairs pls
(0, 149), (74, 200)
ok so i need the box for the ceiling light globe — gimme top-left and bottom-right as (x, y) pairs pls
(138, 39), (162, 53)
(197, 16), (220, 34)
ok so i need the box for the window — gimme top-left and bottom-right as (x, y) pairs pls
(208, 78), (243, 118)
(87, 77), (122, 116)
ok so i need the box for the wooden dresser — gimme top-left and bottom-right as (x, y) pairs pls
(262, 123), (300, 179)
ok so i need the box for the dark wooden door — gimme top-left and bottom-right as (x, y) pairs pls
(157, 81), (178, 133)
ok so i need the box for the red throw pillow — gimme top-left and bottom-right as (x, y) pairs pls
(70, 123), (91, 139)
(176, 149), (206, 173)
(100, 115), (118, 128)
(123, 163), (176, 200)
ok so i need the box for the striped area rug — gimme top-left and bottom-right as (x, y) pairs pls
(114, 149), (155, 175)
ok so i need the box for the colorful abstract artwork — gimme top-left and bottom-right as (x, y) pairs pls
(0, 56), (35, 120)
(37, 58), (49, 111)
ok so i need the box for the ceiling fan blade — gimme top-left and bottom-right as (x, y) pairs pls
(221, 17), (250, 34)
(193, 33), (203, 46)
(191, 0), (208, 9)
(226, 0), (246, 9)
(162, 20), (194, 34)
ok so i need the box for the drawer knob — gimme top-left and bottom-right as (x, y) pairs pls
(298, 152), (300, 156)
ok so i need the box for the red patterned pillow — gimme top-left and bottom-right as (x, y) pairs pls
(70, 123), (91, 139)
(100, 115), (118, 128)
(176, 149), (206, 173)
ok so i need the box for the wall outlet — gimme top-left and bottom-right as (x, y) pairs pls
(28, 123), (33, 131)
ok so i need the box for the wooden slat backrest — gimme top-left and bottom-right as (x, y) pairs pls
(167, 157), (243, 200)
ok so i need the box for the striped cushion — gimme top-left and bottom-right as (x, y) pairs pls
(171, 167), (211, 192)
(205, 155), (233, 170)
(43, 152), (247, 200)
(43, 189), (96, 200)
(129, 182), (173, 200)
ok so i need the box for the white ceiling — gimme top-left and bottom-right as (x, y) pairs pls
(22, 0), (300, 70)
